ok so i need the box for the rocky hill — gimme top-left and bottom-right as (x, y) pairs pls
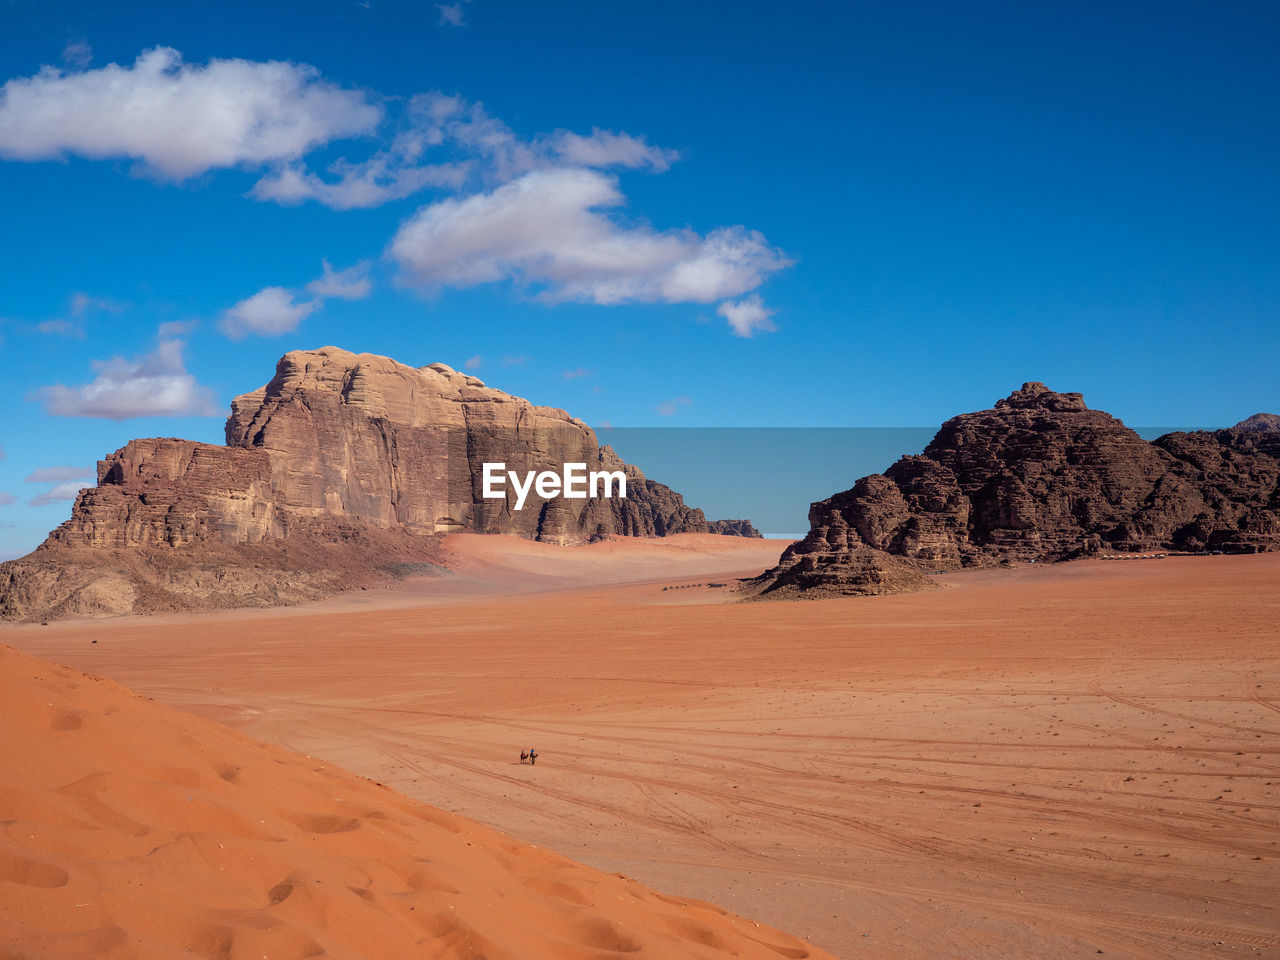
(1234, 412), (1280, 432)
(752, 383), (1280, 598)
(706, 518), (763, 538)
(1, 347), (753, 621)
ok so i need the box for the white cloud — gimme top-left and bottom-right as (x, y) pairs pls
(220, 261), (367, 341)
(550, 129), (677, 172)
(252, 93), (494, 208)
(34, 333), (218, 420)
(305, 260), (373, 300)
(717, 294), (777, 338)
(464, 354), (483, 370)
(29, 482), (89, 507)
(220, 287), (319, 339)
(501, 354), (528, 366)
(251, 93), (678, 210)
(389, 167), (790, 305)
(0, 492), (14, 508)
(252, 154), (466, 210)
(24, 466), (92, 484)
(0, 47), (381, 179)
(656, 395), (692, 416)
(437, 2), (469, 26)
(563, 367), (593, 380)
(427, 96), (677, 180)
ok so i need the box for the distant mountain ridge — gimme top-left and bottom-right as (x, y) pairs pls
(0, 347), (757, 621)
(752, 383), (1280, 598)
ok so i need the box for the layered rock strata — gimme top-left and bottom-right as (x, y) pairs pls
(2, 347), (753, 620)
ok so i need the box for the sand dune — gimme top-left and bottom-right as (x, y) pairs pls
(0, 640), (834, 959)
(5, 541), (1279, 959)
(419, 532), (788, 602)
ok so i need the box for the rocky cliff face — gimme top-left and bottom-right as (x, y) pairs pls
(752, 383), (1280, 598)
(49, 439), (278, 548)
(1, 347), (754, 621)
(50, 348), (739, 549)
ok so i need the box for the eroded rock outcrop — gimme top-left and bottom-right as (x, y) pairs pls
(1, 347), (755, 621)
(706, 519), (762, 538)
(1234, 413), (1280, 432)
(753, 383), (1280, 598)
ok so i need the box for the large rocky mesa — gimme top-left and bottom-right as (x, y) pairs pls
(1, 347), (753, 621)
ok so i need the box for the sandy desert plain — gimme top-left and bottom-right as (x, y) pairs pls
(3, 532), (1278, 959)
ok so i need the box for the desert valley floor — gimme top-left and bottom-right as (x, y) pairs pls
(5, 534), (1278, 959)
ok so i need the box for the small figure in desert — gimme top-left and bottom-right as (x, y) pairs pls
(520, 749), (529, 763)
(529, 747), (537, 765)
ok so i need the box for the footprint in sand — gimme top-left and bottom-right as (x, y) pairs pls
(572, 917), (643, 954)
(49, 709), (83, 731)
(0, 849), (70, 888)
(280, 811), (362, 834)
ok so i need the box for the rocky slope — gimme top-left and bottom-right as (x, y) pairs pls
(753, 383), (1280, 597)
(1, 347), (753, 621)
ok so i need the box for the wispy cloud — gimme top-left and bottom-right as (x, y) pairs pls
(60, 39), (92, 70)
(35, 319), (81, 338)
(656, 395), (692, 416)
(69, 292), (124, 316)
(251, 148), (466, 210)
(252, 92), (674, 210)
(35, 291), (122, 338)
(501, 354), (528, 366)
(23, 466), (95, 508)
(305, 259), (373, 300)
(29, 481), (89, 507)
(24, 466), (92, 484)
(464, 354), (483, 370)
(437, 1), (469, 26)
(0, 492), (14, 508)
(562, 367), (593, 380)
(718, 294), (777, 338)
(34, 330), (218, 420)
(550, 129), (677, 173)
(0, 47), (381, 179)
(158, 319), (199, 337)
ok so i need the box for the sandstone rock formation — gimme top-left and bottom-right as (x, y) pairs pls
(1, 347), (755, 621)
(706, 518), (762, 538)
(1234, 413), (1280, 432)
(1216, 414), (1280, 462)
(752, 383), (1280, 598)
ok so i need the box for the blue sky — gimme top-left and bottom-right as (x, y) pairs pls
(1, 1), (1278, 555)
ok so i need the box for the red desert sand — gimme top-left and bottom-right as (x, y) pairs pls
(0, 639), (833, 960)
(4, 533), (1279, 959)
